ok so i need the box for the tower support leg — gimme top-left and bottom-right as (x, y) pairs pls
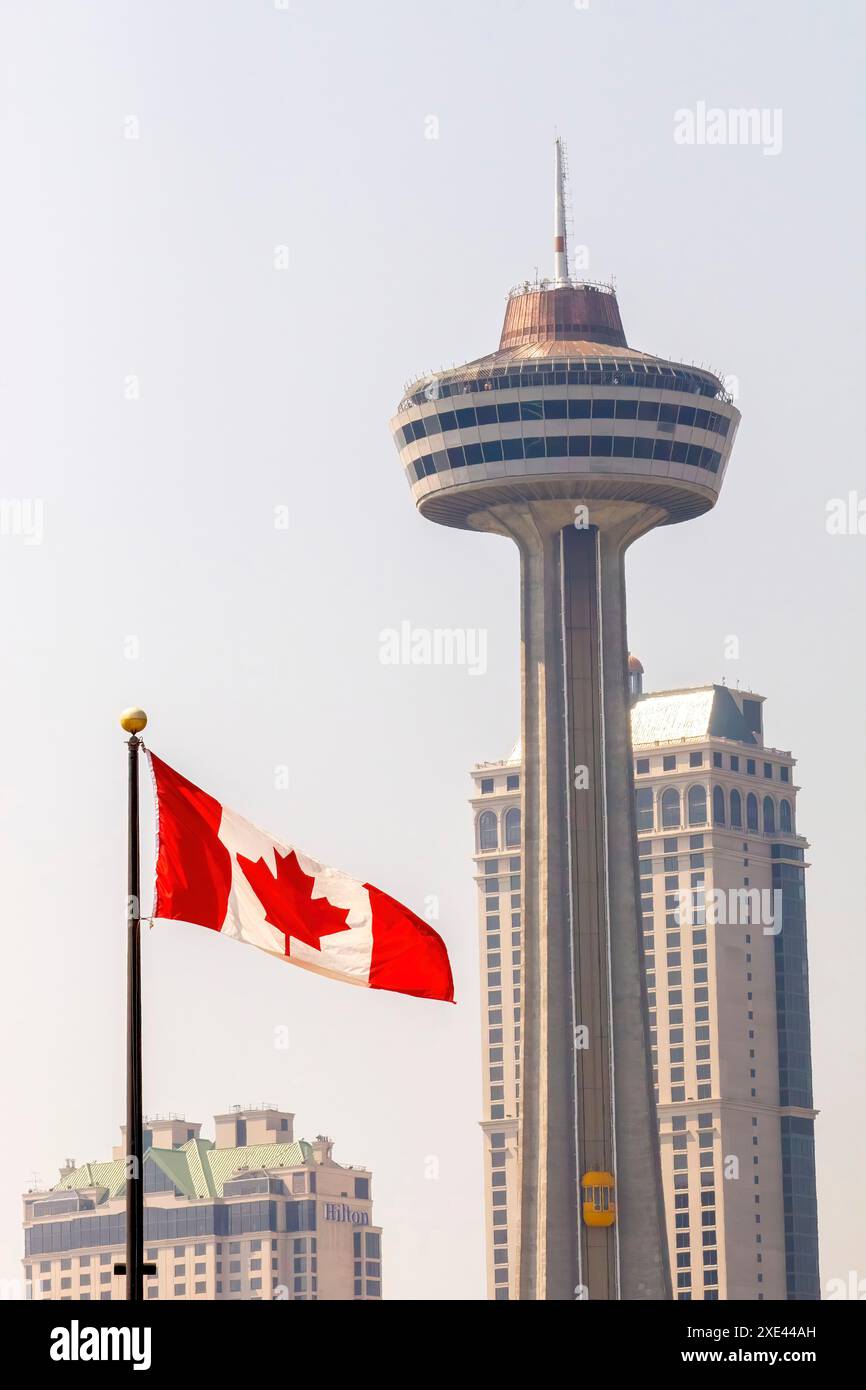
(474, 500), (670, 1301)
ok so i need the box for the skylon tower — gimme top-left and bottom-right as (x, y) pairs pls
(391, 140), (740, 1299)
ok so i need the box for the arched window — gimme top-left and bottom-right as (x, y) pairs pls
(780, 798), (793, 833)
(746, 793), (759, 832)
(687, 785), (707, 826)
(635, 787), (653, 832)
(504, 807), (521, 848)
(478, 810), (498, 852)
(712, 785), (726, 826)
(763, 796), (776, 835)
(661, 788), (681, 828)
(730, 789), (742, 828)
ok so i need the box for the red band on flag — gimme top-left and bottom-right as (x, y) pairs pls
(366, 884), (455, 1002)
(150, 753), (232, 930)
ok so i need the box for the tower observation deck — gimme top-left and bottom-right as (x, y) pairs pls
(391, 140), (740, 1300)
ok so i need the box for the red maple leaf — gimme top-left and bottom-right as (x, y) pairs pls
(236, 848), (352, 955)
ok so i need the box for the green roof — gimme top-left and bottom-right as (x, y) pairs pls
(205, 1142), (311, 1194)
(54, 1161), (127, 1199)
(54, 1137), (314, 1200)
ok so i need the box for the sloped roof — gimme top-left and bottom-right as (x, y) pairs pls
(149, 1143), (209, 1198)
(54, 1136), (314, 1200)
(504, 686), (759, 765)
(184, 1137), (217, 1198)
(631, 688), (717, 745)
(631, 685), (759, 748)
(53, 1161), (126, 1199)
(206, 1142), (311, 1193)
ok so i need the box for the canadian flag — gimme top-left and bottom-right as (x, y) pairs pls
(147, 753), (454, 1003)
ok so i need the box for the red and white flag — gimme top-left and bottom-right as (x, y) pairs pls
(147, 753), (454, 1003)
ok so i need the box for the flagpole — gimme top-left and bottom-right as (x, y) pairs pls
(120, 707), (147, 1303)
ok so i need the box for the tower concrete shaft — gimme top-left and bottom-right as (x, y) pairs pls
(474, 501), (669, 1299)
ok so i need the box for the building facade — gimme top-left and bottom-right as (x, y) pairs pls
(23, 1106), (382, 1301)
(471, 674), (819, 1301)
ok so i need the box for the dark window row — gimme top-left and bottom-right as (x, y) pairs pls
(144, 1157), (181, 1193)
(401, 398), (730, 446)
(779, 1116), (819, 1298)
(639, 834), (704, 859)
(773, 862), (814, 1115)
(772, 843), (805, 862)
(352, 1230), (382, 1259)
(413, 435), (722, 481)
(402, 363), (724, 408)
(29, 1196), (88, 1218)
(639, 753), (791, 782)
(717, 789), (793, 833)
(223, 1176), (289, 1197)
(711, 752), (791, 781)
(638, 784), (792, 834)
(25, 1200), (316, 1255)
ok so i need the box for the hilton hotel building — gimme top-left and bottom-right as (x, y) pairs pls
(470, 664), (819, 1301)
(23, 1106), (382, 1301)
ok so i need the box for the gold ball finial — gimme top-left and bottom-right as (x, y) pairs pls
(120, 707), (148, 734)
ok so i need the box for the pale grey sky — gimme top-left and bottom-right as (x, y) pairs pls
(1, 0), (863, 1299)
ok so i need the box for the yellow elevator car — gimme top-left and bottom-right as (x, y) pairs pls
(581, 1171), (616, 1227)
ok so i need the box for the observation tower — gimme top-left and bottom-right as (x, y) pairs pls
(390, 139), (740, 1300)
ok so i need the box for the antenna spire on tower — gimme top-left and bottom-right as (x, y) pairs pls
(554, 136), (569, 285)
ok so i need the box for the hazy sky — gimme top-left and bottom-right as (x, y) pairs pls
(1, 0), (863, 1300)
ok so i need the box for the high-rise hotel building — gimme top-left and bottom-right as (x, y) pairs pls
(23, 1106), (382, 1301)
(470, 669), (819, 1301)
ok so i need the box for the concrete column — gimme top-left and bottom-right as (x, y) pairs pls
(500, 502), (578, 1301)
(596, 524), (671, 1301)
(471, 499), (670, 1301)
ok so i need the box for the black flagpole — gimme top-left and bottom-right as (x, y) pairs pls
(121, 707), (147, 1302)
